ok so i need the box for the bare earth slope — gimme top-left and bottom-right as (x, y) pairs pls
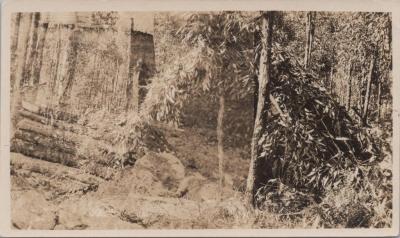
(11, 125), (250, 229)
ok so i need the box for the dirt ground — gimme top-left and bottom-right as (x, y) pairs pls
(11, 125), (251, 229)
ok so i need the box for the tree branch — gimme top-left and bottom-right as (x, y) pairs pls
(269, 95), (290, 124)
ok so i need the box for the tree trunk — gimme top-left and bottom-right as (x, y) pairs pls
(18, 103), (112, 141)
(18, 109), (87, 134)
(16, 119), (80, 144)
(358, 72), (365, 124)
(217, 93), (225, 200)
(10, 13), (22, 90)
(112, 60), (120, 110)
(346, 62), (353, 110)
(51, 24), (63, 97)
(253, 31), (261, 121)
(11, 13), (33, 139)
(11, 138), (77, 167)
(59, 28), (80, 105)
(11, 13), (22, 53)
(383, 99), (389, 120)
(14, 129), (76, 155)
(24, 12), (41, 86)
(21, 100), (79, 123)
(88, 53), (98, 102)
(304, 12), (315, 69)
(362, 56), (375, 126)
(15, 118), (110, 156)
(32, 22), (49, 85)
(55, 25), (76, 105)
(20, 13), (35, 86)
(330, 66), (334, 94)
(246, 11), (274, 207)
(11, 154), (103, 186)
(377, 78), (382, 122)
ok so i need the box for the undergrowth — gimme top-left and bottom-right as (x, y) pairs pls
(75, 108), (170, 178)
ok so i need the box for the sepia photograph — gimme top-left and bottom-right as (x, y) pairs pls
(0, 0), (399, 236)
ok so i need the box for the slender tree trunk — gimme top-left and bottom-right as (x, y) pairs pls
(32, 22), (49, 85)
(253, 31), (261, 121)
(25, 13), (41, 86)
(11, 13), (22, 53)
(217, 92), (225, 200)
(60, 28), (79, 105)
(11, 13), (22, 90)
(346, 62), (353, 110)
(51, 24), (62, 97)
(362, 56), (375, 126)
(21, 13), (35, 86)
(330, 66), (334, 95)
(88, 53), (98, 101)
(55, 25), (75, 105)
(304, 12), (315, 69)
(341, 87), (345, 105)
(111, 60), (119, 110)
(383, 99), (388, 120)
(11, 13), (33, 139)
(246, 11), (274, 207)
(30, 20), (49, 104)
(377, 78), (382, 121)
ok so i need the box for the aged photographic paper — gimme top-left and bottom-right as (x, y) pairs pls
(1, 0), (399, 236)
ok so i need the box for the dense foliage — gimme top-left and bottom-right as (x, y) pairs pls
(10, 11), (393, 229)
(146, 11), (392, 227)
